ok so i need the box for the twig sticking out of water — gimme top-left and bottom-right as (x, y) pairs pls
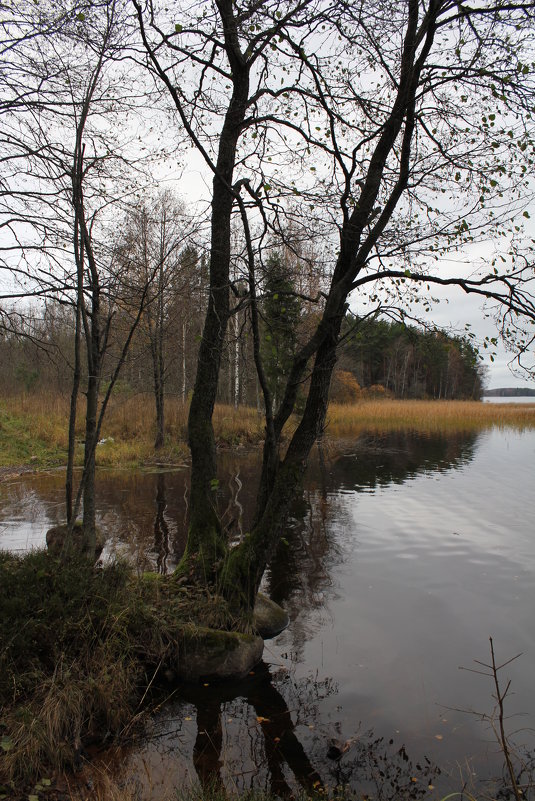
(460, 637), (524, 801)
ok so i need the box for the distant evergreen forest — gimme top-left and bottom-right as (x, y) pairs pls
(0, 247), (485, 405)
(333, 315), (486, 402)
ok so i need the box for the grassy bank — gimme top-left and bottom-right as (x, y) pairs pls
(0, 393), (534, 470)
(0, 540), (490, 800)
(0, 549), (247, 794)
(0, 394), (266, 469)
(0, 403), (67, 468)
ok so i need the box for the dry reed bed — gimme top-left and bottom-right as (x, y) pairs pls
(1, 394), (534, 464)
(327, 399), (535, 435)
(6, 393), (264, 439)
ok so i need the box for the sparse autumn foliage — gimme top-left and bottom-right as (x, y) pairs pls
(330, 370), (362, 404)
(363, 384), (392, 400)
(137, 0), (535, 609)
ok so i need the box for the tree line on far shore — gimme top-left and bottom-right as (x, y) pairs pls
(0, 236), (486, 412)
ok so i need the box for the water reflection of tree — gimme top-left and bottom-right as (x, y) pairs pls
(95, 470), (185, 571)
(152, 473), (170, 573)
(310, 430), (478, 494)
(265, 430), (478, 658)
(173, 662), (439, 800)
(188, 663), (323, 798)
(1, 430), (478, 582)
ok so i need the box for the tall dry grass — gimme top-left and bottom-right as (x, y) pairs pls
(2, 391), (72, 448)
(3, 392), (264, 441)
(327, 398), (535, 436)
(0, 392), (265, 467)
(1, 391), (184, 446)
(1, 393), (534, 468)
(97, 395), (264, 446)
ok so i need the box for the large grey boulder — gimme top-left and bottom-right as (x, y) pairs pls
(170, 593), (288, 682)
(253, 593), (289, 639)
(177, 627), (264, 681)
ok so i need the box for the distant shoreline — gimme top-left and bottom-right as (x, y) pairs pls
(484, 388), (535, 397)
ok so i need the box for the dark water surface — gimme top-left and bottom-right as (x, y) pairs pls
(1, 428), (534, 798)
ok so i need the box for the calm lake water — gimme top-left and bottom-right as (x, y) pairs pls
(483, 395), (535, 403)
(1, 427), (535, 798)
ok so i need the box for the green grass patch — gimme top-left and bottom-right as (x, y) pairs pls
(0, 407), (67, 467)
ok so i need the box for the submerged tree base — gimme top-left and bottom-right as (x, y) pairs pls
(0, 550), (287, 788)
(45, 520), (105, 561)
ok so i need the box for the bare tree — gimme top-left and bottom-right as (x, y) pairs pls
(118, 191), (193, 448)
(1, 0), (159, 551)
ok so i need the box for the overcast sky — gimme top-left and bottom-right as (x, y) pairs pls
(426, 285), (534, 391)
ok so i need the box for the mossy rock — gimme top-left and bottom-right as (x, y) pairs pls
(45, 521), (105, 561)
(178, 627), (264, 681)
(253, 593), (289, 639)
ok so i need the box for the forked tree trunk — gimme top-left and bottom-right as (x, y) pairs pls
(221, 305), (345, 609)
(219, 0), (436, 609)
(176, 0), (435, 609)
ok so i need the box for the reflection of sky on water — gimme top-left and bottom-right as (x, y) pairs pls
(1, 429), (535, 796)
(0, 475), (64, 551)
(483, 396), (535, 403)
